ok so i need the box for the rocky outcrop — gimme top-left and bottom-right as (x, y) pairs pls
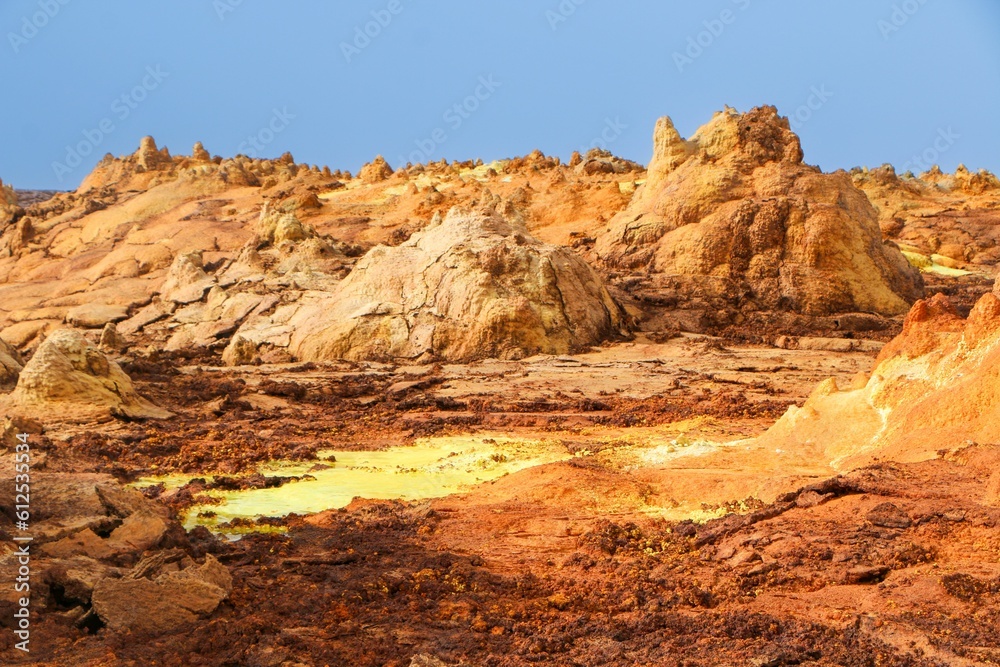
(287, 199), (629, 362)
(1, 178), (17, 207)
(0, 134), (643, 358)
(595, 106), (923, 317)
(2, 329), (172, 422)
(758, 291), (1000, 469)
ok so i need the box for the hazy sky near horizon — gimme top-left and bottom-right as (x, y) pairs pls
(1, 0), (998, 189)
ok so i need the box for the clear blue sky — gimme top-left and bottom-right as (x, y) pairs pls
(2, 0), (998, 189)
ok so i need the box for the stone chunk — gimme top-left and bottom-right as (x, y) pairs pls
(91, 554), (232, 634)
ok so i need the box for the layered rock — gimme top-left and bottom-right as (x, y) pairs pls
(285, 199), (629, 362)
(91, 553), (232, 634)
(148, 203), (351, 355)
(2, 329), (172, 422)
(595, 106), (923, 317)
(0, 469), (231, 636)
(758, 291), (1000, 469)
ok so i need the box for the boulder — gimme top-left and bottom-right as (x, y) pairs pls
(0, 473), (127, 543)
(1, 329), (172, 423)
(106, 508), (169, 552)
(594, 106), (923, 316)
(256, 202), (321, 247)
(41, 529), (117, 560)
(43, 557), (123, 607)
(99, 322), (122, 350)
(91, 554), (232, 634)
(287, 199), (629, 362)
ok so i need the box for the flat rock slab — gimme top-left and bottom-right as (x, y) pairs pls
(65, 304), (130, 329)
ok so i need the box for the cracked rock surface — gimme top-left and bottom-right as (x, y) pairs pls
(287, 199), (629, 362)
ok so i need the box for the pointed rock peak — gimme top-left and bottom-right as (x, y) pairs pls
(135, 135), (170, 171)
(192, 141), (211, 161)
(649, 116), (694, 177)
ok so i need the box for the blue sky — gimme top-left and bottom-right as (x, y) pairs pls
(2, 0), (998, 189)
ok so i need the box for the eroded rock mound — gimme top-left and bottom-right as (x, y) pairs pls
(2, 329), (172, 422)
(359, 155), (393, 183)
(595, 106), (923, 318)
(287, 199), (629, 362)
(759, 291), (1000, 469)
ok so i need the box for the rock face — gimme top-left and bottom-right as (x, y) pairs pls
(287, 200), (629, 362)
(2, 329), (172, 422)
(759, 291), (1000, 469)
(595, 106), (923, 317)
